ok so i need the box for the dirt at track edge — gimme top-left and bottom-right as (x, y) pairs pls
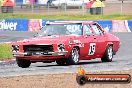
(0, 70), (132, 88)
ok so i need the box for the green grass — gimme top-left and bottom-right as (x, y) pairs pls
(0, 13), (132, 20)
(0, 44), (13, 61)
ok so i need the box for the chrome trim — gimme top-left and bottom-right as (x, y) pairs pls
(13, 51), (68, 57)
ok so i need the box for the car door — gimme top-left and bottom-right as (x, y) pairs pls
(90, 23), (107, 57)
(80, 23), (97, 59)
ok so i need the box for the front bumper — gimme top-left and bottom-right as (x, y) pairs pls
(13, 51), (68, 57)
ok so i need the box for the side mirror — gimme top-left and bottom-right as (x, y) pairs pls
(33, 27), (44, 37)
(33, 32), (38, 37)
(40, 27), (43, 30)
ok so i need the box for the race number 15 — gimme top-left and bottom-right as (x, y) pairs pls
(88, 43), (96, 55)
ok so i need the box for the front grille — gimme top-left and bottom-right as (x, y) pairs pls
(23, 45), (53, 52)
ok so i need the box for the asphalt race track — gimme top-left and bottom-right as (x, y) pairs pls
(0, 32), (132, 77)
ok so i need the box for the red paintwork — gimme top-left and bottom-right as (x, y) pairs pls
(12, 21), (120, 61)
(2, 0), (15, 6)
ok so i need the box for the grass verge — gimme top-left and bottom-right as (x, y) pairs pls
(0, 44), (13, 61)
(0, 13), (132, 20)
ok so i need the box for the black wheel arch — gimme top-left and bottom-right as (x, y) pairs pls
(73, 46), (80, 53)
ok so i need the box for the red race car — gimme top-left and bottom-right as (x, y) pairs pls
(12, 21), (120, 68)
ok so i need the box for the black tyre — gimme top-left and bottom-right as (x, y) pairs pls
(56, 59), (66, 65)
(66, 47), (80, 65)
(76, 76), (87, 85)
(101, 45), (113, 62)
(16, 59), (31, 68)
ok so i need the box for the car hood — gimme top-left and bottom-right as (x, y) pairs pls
(13, 35), (80, 45)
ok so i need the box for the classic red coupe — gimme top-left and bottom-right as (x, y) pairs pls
(12, 21), (120, 68)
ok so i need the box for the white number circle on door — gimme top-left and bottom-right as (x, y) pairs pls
(88, 43), (96, 55)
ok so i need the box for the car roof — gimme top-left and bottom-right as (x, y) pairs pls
(46, 21), (97, 25)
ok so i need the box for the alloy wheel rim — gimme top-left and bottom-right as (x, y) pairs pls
(72, 49), (79, 63)
(108, 47), (113, 60)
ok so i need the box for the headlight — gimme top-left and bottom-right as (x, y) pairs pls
(12, 45), (19, 52)
(58, 44), (65, 52)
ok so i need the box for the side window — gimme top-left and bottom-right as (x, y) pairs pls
(91, 24), (103, 36)
(83, 24), (93, 36)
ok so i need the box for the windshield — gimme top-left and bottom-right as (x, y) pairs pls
(37, 23), (83, 36)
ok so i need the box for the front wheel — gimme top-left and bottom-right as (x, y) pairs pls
(16, 58), (31, 68)
(101, 45), (113, 62)
(66, 47), (80, 65)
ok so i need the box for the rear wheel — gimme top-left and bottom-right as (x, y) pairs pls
(16, 58), (31, 68)
(101, 45), (113, 62)
(66, 47), (80, 65)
